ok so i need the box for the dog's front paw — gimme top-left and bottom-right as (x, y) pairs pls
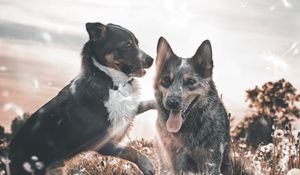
(137, 154), (155, 175)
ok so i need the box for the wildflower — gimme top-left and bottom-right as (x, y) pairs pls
(31, 155), (38, 161)
(238, 143), (247, 149)
(123, 164), (130, 170)
(110, 159), (117, 165)
(274, 129), (284, 138)
(35, 161), (44, 170)
(252, 160), (262, 173)
(267, 143), (274, 150)
(22, 162), (33, 173)
(260, 144), (272, 153)
(287, 169), (300, 175)
(79, 167), (86, 172)
(244, 151), (251, 158)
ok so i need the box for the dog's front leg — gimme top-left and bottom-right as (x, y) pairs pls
(97, 142), (155, 175)
(206, 146), (224, 175)
(137, 100), (157, 115)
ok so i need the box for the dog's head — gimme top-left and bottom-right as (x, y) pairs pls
(85, 22), (153, 77)
(154, 37), (214, 133)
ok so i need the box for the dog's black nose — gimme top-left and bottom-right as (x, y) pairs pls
(166, 96), (180, 109)
(145, 56), (154, 68)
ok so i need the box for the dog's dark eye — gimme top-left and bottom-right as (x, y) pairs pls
(161, 76), (172, 88)
(184, 78), (196, 86)
(115, 62), (121, 67)
(124, 43), (132, 49)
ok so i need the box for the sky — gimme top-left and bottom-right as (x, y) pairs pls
(0, 0), (299, 139)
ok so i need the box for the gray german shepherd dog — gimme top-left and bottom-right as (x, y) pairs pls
(154, 37), (232, 175)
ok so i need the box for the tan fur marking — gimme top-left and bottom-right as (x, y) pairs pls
(105, 54), (121, 70)
(183, 74), (197, 82)
(98, 25), (107, 37)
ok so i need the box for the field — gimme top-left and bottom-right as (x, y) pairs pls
(1, 113), (300, 175)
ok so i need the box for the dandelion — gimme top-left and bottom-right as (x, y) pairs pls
(267, 143), (274, 150)
(123, 164), (130, 170)
(244, 151), (251, 158)
(35, 161), (44, 170)
(22, 162), (34, 173)
(287, 169), (300, 175)
(110, 159), (117, 165)
(274, 129), (284, 138)
(252, 160), (262, 173)
(31, 155), (38, 161)
(238, 143), (247, 149)
(260, 145), (272, 153)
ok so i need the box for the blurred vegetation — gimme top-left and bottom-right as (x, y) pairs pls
(247, 78), (300, 125)
(232, 79), (300, 149)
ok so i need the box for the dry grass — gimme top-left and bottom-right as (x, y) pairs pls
(1, 117), (300, 174)
(1, 138), (300, 175)
(56, 139), (157, 175)
(231, 125), (300, 175)
(62, 151), (143, 175)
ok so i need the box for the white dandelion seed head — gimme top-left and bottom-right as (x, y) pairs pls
(35, 161), (44, 170)
(31, 156), (38, 161)
(123, 164), (130, 170)
(22, 162), (33, 173)
(274, 129), (284, 138)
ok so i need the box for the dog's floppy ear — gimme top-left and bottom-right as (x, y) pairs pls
(191, 40), (213, 78)
(86, 22), (106, 41)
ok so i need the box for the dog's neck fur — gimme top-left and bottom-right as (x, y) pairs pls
(91, 57), (132, 87)
(80, 41), (133, 88)
(79, 42), (140, 134)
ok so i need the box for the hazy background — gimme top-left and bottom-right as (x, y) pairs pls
(0, 0), (299, 139)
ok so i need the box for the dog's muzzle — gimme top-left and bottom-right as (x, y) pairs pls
(181, 96), (200, 119)
(131, 56), (153, 77)
(166, 96), (199, 133)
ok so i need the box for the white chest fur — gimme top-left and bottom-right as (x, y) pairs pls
(92, 58), (140, 133)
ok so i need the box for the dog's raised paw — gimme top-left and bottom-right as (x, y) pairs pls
(137, 154), (155, 175)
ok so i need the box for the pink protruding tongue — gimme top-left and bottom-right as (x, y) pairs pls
(166, 110), (183, 133)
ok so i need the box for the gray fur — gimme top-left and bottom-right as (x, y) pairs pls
(154, 37), (231, 175)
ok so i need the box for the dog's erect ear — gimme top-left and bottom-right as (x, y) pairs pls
(154, 37), (174, 87)
(191, 40), (213, 78)
(86, 22), (106, 41)
(156, 37), (174, 65)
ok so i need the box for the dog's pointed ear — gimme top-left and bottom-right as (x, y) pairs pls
(156, 36), (174, 72)
(191, 40), (213, 78)
(156, 37), (174, 65)
(154, 37), (174, 87)
(86, 22), (106, 41)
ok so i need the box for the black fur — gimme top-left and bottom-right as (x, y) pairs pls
(9, 22), (154, 175)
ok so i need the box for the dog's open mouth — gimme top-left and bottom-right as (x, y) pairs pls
(166, 110), (183, 133)
(129, 68), (147, 77)
(136, 69), (146, 77)
(166, 96), (200, 133)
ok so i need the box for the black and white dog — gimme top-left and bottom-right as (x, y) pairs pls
(9, 22), (155, 175)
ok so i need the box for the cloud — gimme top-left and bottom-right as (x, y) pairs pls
(0, 20), (85, 49)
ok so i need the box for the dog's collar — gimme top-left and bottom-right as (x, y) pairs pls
(112, 78), (134, 90)
(92, 57), (134, 90)
(181, 96), (200, 119)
